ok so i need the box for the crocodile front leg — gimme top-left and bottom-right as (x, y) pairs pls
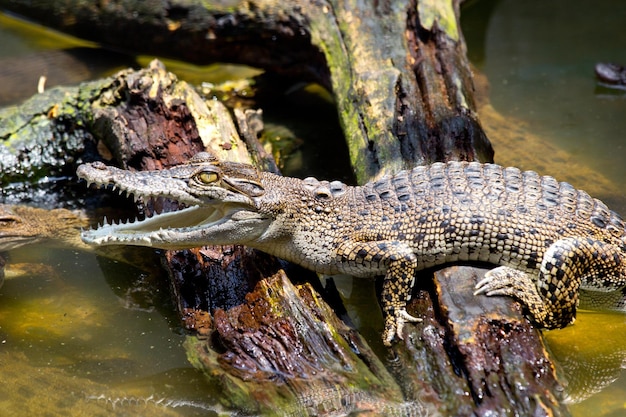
(335, 240), (421, 346)
(475, 237), (626, 328)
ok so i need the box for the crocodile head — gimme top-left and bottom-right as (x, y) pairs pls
(77, 153), (273, 249)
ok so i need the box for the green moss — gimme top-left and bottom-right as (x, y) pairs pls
(306, 3), (411, 184)
(418, 0), (460, 41)
(0, 85), (91, 185)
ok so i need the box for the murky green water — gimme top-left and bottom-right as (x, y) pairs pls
(2, 1), (626, 415)
(0, 247), (221, 416)
(463, 0), (626, 206)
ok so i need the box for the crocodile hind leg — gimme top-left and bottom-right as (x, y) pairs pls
(335, 240), (421, 346)
(475, 237), (626, 329)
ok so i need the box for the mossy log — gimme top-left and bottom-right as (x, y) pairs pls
(0, 0), (492, 182)
(0, 0), (572, 415)
(185, 271), (427, 416)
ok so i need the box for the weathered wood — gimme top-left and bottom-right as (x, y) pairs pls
(186, 270), (423, 416)
(0, 83), (95, 188)
(392, 267), (566, 415)
(306, 0), (493, 181)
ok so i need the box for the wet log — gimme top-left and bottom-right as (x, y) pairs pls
(185, 271), (425, 416)
(329, 2), (567, 415)
(0, 82), (100, 204)
(393, 267), (566, 415)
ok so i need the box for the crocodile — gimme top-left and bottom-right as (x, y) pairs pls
(77, 153), (626, 345)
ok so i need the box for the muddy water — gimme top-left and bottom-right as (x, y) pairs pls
(0, 246), (220, 416)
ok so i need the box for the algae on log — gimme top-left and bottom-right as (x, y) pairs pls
(185, 271), (432, 416)
(338, 2), (568, 414)
(305, 0), (494, 181)
(0, 60), (205, 204)
(0, 85), (95, 186)
(0, 59), (267, 204)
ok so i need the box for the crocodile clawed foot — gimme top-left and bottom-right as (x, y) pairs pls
(474, 266), (529, 298)
(383, 308), (422, 347)
(474, 265), (552, 327)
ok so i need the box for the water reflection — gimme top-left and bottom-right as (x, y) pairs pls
(0, 245), (216, 416)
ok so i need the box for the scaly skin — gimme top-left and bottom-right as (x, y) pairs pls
(77, 153), (626, 345)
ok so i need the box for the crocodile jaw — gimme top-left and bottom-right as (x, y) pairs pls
(77, 160), (271, 249)
(82, 204), (271, 250)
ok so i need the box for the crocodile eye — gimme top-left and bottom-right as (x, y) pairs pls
(197, 171), (219, 184)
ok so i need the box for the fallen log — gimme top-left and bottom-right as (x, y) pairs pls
(185, 271), (424, 416)
(0, 0), (493, 182)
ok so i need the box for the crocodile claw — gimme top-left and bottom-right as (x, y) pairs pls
(383, 308), (422, 346)
(474, 266), (530, 298)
